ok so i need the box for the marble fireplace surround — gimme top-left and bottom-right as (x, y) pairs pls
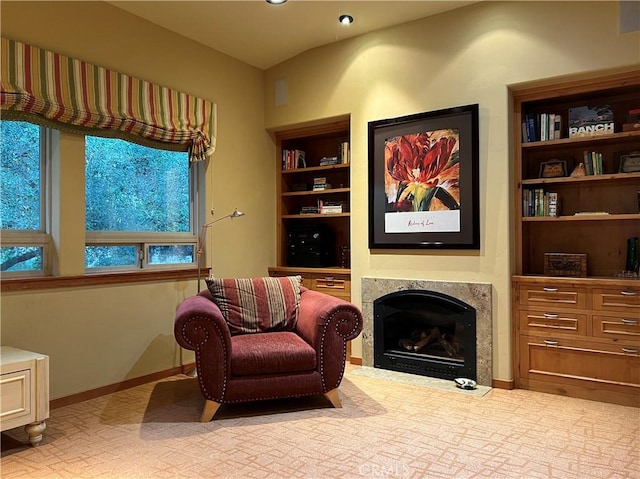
(361, 277), (493, 386)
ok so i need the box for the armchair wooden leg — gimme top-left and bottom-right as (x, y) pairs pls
(200, 400), (221, 422)
(324, 388), (342, 408)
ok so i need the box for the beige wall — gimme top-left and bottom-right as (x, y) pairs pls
(264, 1), (640, 379)
(0, 1), (276, 399)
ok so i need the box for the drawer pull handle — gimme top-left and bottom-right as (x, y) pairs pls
(543, 287), (558, 292)
(544, 313), (559, 319)
(543, 340), (559, 346)
(622, 348), (638, 354)
(622, 319), (639, 325)
(324, 276), (335, 282)
(620, 290), (637, 296)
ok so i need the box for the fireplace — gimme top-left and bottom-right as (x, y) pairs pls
(361, 277), (492, 386)
(374, 290), (476, 381)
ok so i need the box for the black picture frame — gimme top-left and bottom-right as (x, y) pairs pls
(368, 104), (480, 249)
(619, 152), (640, 173)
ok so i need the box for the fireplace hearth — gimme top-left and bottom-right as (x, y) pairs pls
(374, 290), (476, 381)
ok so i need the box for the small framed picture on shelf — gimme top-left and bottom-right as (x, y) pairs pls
(618, 152), (640, 173)
(539, 160), (568, 178)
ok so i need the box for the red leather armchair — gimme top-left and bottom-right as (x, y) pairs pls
(174, 284), (363, 422)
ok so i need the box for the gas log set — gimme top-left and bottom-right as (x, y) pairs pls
(374, 290), (477, 381)
(398, 327), (460, 357)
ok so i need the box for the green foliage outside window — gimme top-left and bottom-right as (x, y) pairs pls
(85, 136), (190, 233)
(0, 120), (41, 231)
(0, 120), (43, 272)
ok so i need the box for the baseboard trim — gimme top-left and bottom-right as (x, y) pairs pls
(349, 356), (362, 366)
(492, 378), (514, 390)
(50, 365), (188, 410)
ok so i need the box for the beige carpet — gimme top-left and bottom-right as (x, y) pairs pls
(1, 365), (638, 478)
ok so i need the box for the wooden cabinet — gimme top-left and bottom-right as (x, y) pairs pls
(512, 70), (640, 406)
(268, 266), (351, 302)
(514, 277), (639, 406)
(270, 117), (351, 301)
(0, 346), (49, 446)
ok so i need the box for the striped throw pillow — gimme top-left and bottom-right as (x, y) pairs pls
(205, 276), (302, 334)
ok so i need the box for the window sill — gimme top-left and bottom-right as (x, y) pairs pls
(1, 268), (210, 293)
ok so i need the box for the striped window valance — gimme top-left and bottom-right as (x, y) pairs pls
(0, 37), (216, 162)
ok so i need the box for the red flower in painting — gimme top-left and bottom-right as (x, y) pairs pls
(385, 130), (460, 212)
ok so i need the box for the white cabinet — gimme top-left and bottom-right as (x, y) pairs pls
(1, 346), (49, 446)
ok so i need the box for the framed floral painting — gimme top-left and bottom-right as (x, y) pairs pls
(368, 104), (480, 249)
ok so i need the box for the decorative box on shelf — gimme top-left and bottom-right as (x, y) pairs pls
(543, 253), (587, 277)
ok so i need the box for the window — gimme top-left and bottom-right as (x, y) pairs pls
(85, 136), (198, 271)
(0, 120), (49, 275)
(1, 120), (201, 278)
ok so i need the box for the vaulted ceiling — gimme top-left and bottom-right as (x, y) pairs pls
(108, 1), (478, 70)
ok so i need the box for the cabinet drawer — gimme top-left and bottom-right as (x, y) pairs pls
(519, 310), (587, 336)
(592, 288), (640, 313)
(268, 270), (313, 289)
(0, 368), (33, 430)
(312, 275), (350, 294)
(519, 285), (587, 309)
(519, 335), (639, 387)
(592, 315), (640, 342)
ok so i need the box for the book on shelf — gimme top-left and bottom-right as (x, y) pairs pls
(312, 176), (331, 190)
(318, 199), (343, 214)
(582, 150), (603, 175)
(319, 156), (339, 166)
(300, 206), (319, 214)
(339, 141), (350, 164)
(282, 149), (306, 170)
(522, 113), (562, 142)
(553, 115), (562, 140)
(547, 192), (558, 217)
(523, 187), (558, 217)
(568, 104), (614, 138)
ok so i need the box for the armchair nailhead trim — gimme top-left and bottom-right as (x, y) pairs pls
(182, 316), (228, 402)
(319, 307), (359, 392)
(222, 391), (319, 404)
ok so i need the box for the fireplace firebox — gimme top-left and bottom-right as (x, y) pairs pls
(373, 290), (476, 381)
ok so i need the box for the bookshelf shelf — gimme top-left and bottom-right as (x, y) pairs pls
(522, 213), (639, 222)
(522, 129), (640, 149)
(282, 213), (351, 219)
(521, 171), (640, 186)
(282, 187), (350, 197)
(281, 164), (350, 174)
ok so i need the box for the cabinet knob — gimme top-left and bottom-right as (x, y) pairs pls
(543, 339), (559, 346)
(543, 287), (559, 292)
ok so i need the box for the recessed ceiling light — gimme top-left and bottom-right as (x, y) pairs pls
(266, 0), (287, 4)
(339, 14), (354, 25)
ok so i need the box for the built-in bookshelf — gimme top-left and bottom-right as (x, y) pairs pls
(511, 69), (640, 407)
(269, 117), (352, 300)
